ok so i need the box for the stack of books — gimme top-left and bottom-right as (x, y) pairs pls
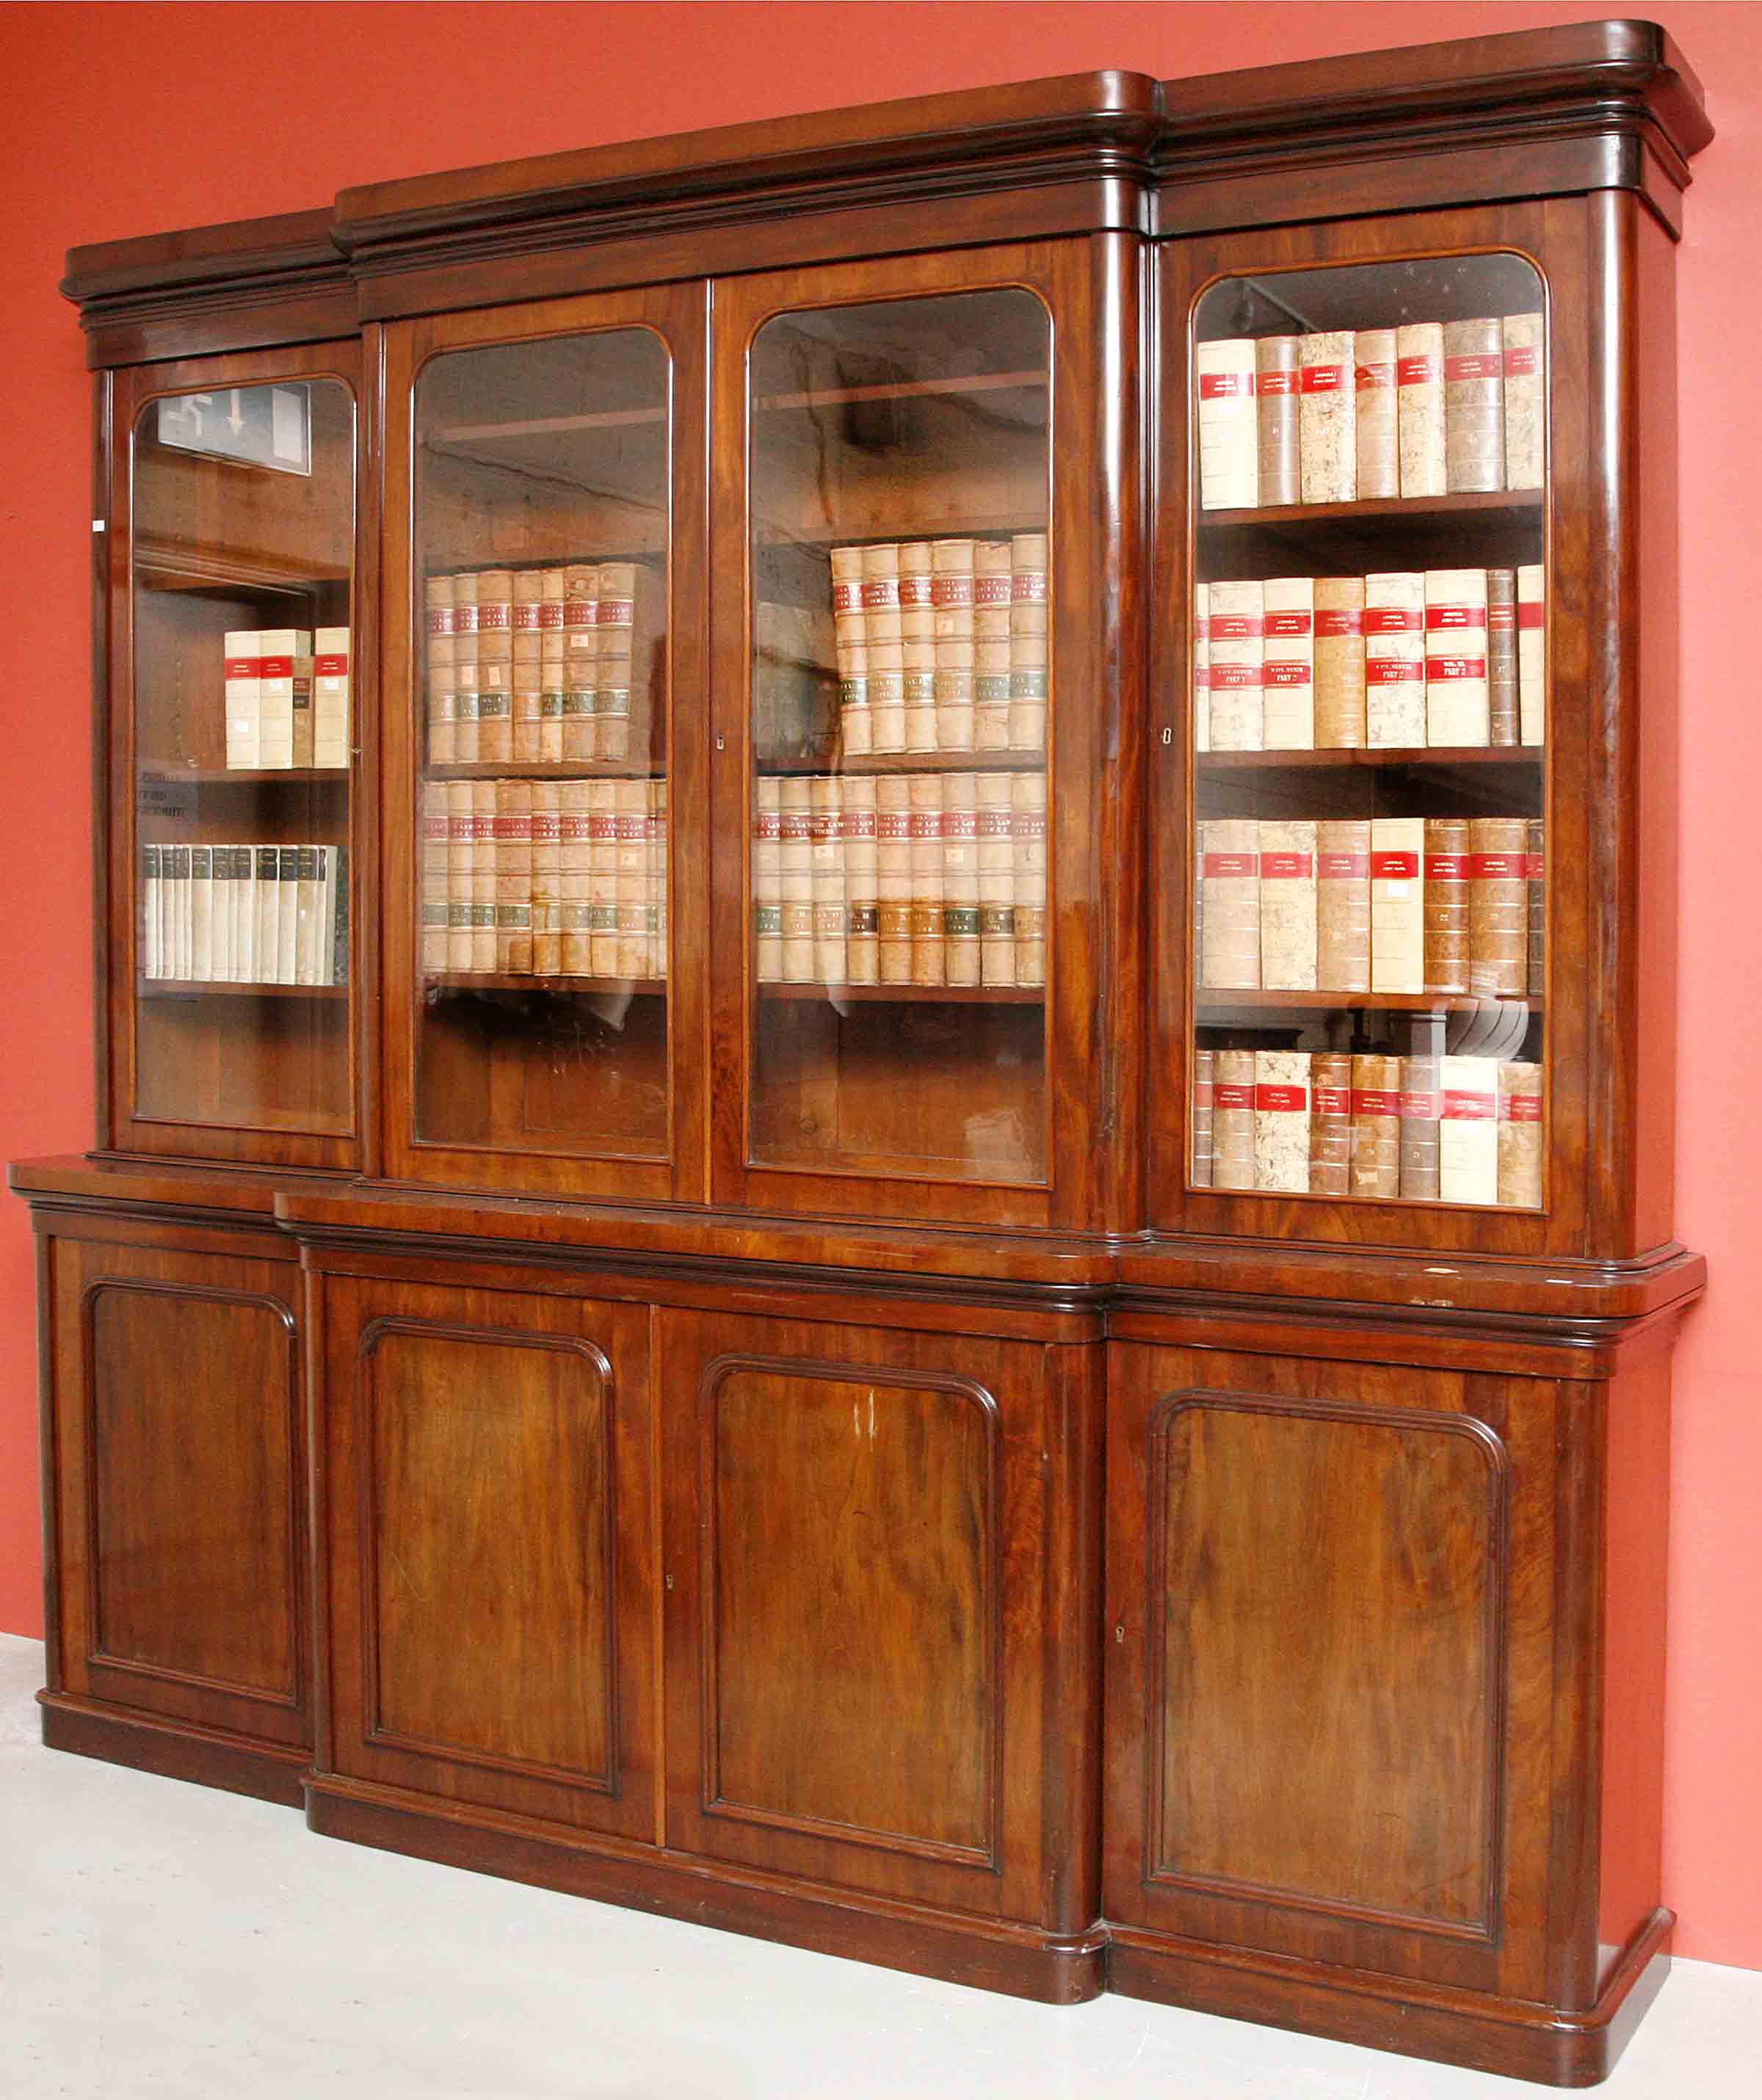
(223, 628), (350, 769)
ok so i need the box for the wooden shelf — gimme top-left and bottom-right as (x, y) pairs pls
(1197, 746), (1539, 772)
(427, 407), (666, 441)
(760, 981), (1043, 1006)
(139, 765), (350, 785)
(1197, 488), (1543, 530)
(1197, 989), (1540, 1014)
(756, 515), (1047, 550)
(139, 978), (347, 999)
(424, 761), (664, 782)
(426, 973), (665, 996)
(754, 370), (1047, 413)
(758, 750), (1045, 777)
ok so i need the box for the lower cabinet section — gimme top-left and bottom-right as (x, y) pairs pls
(308, 1273), (1106, 2003)
(37, 1220), (311, 1803)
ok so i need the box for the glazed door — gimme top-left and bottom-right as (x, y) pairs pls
(708, 239), (1139, 1232)
(1153, 201), (1594, 1256)
(1103, 1337), (1562, 2005)
(315, 1272), (657, 1844)
(381, 280), (710, 1200)
(109, 341), (366, 1168)
(659, 1305), (1101, 1937)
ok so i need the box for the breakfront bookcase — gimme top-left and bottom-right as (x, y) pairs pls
(13, 21), (1711, 2086)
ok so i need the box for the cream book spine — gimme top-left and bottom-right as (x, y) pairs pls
(1257, 819), (1317, 991)
(1424, 567), (1490, 746)
(1439, 1055), (1501, 1205)
(1254, 1050), (1312, 1193)
(1196, 338), (1258, 510)
(1353, 327), (1399, 500)
(189, 846), (214, 981)
(1369, 815), (1424, 993)
(1364, 573), (1426, 746)
(1200, 818), (1260, 989)
(1260, 575), (1315, 749)
(1205, 579), (1264, 751)
(1396, 322), (1446, 497)
(253, 846), (279, 984)
(1255, 335), (1300, 506)
(1192, 581), (1210, 753)
(313, 625), (351, 770)
(223, 630), (261, 769)
(1502, 312), (1546, 490)
(1299, 331), (1356, 502)
(1518, 564), (1545, 745)
(275, 846), (300, 985)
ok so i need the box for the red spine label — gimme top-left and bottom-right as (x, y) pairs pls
(224, 657), (261, 680)
(1263, 611), (1312, 638)
(1488, 602), (1517, 632)
(1426, 605), (1487, 631)
(1011, 570), (1048, 604)
(1255, 1084), (1308, 1112)
(1366, 659), (1423, 684)
(598, 597), (634, 625)
(1526, 851), (1545, 880)
(1199, 371), (1250, 399)
(313, 653), (348, 676)
(1363, 607), (1421, 635)
(512, 604), (538, 632)
(453, 605), (479, 634)
(1371, 851), (1419, 880)
(1353, 1089), (1402, 1119)
(1445, 353), (1504, 383)
(931, 575), (975, 608)
(537, 603), (563, 630)
(1315, 609), (1363, 638)
(1468, 854), (1525, 880)
(1518, 600), (1545, 628)
(1260, 852), (1313, 879)
(1202, 852), (1258, 879)
(1263, 663), (1312, 686)
(1355, 360), (1395, 390)
(1255, 368), (1296, 397)
(860, 579), (900, 611)
(477, 605), (510, 631)
(1427, 656), (1488, 680)
(1318, 852), (1368, 879)
(1426, 854), (1469, 881)
(1504, 344), (1542, 377)
(1396, 355), (1440, 387)
(1501, 1092), (1545, 1122)
(426, 608), (454, 636)
(898, 575), (934, 609)
(1399, 1090), (1442, 1119)
(1443, 1089), (1497, 1119)
(1300, 363), (1345, 393)
(1208, 614), (1262, 640)
(1315, 1086), (1352, 1117)
(258, 655), (294, 678)
(974, 576), (1011, 606)
(1214, 1083), (1255, 1110)
(830, 580), (860, 612)
(1208, 662), (1263, 689)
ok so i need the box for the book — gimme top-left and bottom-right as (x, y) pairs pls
(253, 846), (280, 984)
(320, 845), (348, 987)
(1191, 1047), (1214, 1188)
(1196, 338), (1258, 509)
(1200, 818), (1259, 989)
(471, 781), (497, 972)
(1424, 568), (1490, 746)
(1443, 318), (1506, 493)
(1313, 577), (1366, 747)
(1498, 1060), (1544, 1207)
(1299, 330), (1355, 503)
(445, 781), (473, 972)
(140, 843), (160, 977)
(1439, 1055), (1500, 1203)
(532, 781), (562, 977)
(257, 629), (312, 771)
(1502, 312), (1546, 490)
(1309, 1052), (1353, 1196)
(189, 846), (214, 981)
(1424, 817), (1472, 993)
(1011, 773), (1047, 990)
(910, 772), (944, 987)
(1316, 819), (1371, 991)
(1206, 579), (1264, 750)
(1258, 819), (1317, 990)
(1364, 573), (1426, 746)
(1255, 1050), (1311, 1192)
(1192, 581), (1210, 752)
(1212, 1049), (1256, 1190)
(1255, 335), (1300, 506)
(1468, 817), (1528, 997)
(1487, 568), (1519, 745)
(1261, 576), (1315, 749)
(223, 631), (262, 769)
(495, 779), (534, 975)
(276, 846), (300, 984)
(293, 845), (321, 985)
(1396, 322), (1446, 497)
(1526, 819), (1545, 995)
(844, 775), (879, 987)
(1354, 327), (1399, 500)
(421, 782), (449, 975)
(1350, 1053), (1402, 1199)
(1518, 564), (1545, 745)
(1399, 1055), (1443, 1201)
(313, 625), (350, 770)
(1370, 816), (1424, 992)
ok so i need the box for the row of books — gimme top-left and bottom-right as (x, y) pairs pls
(829, 535), (1048, 757)
(424, 562), (659, 766)
(1197, 816), (1543, 998)
(223, 629), (351, 771)
(755, 769), (1045, 989)
(1197, 567), (1544, 752)
(1192, 1049), (1542, 1207)
(420, 777), (667, 981)
(139, 843), (349, 987)
(1196, 313), (1543, 510)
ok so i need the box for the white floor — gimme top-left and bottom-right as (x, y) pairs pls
(2, 1635), (1758, 2099)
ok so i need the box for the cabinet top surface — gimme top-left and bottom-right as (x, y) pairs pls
(61, 17), (1709, 308)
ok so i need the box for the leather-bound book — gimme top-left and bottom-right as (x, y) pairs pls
(1349, 1052), (1402, 1199)
(1206, 579), (1264, 750)
(1399, 1055), (1443, 1201)
(1443, 317), (1506, 493)
(1258, 818), (1317, 990)
(1261, 576), (1315, 749)
(1316, 819), (1371, 991)
(1212, 1049), (1256, 1191)
(1498, 1060), (1545, 1207)
(1487, 568), (1519, 745)
(1396, 321), (1446, 496)
(1255, 1050), (1312, 1193)
(1313, 577), (1366, 747)
(1191, 1047), (1215, 1188)
(1354, 327), (1399, 499)
(1502, 312), (1546, 490)
(1255, 335), (1300, 506)
(1299, 331), (1356, 503)
(1424, 816), (1472, 993)
(1309, 1051), (1353, 1196)
(1518, 564), (1545, 745)
(1364, 573), (1425, 746)
(1468, 817), (1529, 997)
(1526, 819), (1545, 995)
(1200, 818), (1260, 989)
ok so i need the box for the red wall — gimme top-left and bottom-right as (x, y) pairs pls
(2, 1), (1758, 1968)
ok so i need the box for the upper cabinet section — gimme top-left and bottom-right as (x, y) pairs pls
(113, 343), (363, 1169)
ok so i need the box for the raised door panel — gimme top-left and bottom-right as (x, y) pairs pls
(49, 1234), (308, 1751)
(660, 1308), (1083, 1927)
(319, 1276), (654, 1842)
(1103, 1341), (1558, 2001)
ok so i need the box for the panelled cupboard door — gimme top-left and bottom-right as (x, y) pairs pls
(379, 279), (711, 1203)
(316, 1275), (656, 1843)
(46, 1232), (309, 1754)
(659, 1307), (1100, 1933)
(708, 237), (1142, 1233)
(1103, 1339), (1565, 2005)
(1153, 199), (1606, 1257)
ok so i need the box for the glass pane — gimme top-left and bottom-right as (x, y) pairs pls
(1189, 254), (1546, 1210)
(132, 377), (355, 1134)
(413, 328), (670, 1160)
(747, 288), (1051, 1185)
